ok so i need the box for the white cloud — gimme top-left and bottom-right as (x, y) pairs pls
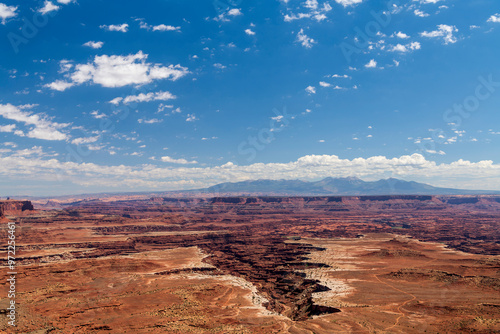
(44, 80), (75, 91)
(304, 0), (318, 10)
(138, 118), (163, 124)
(420, 24), (458, 44)
(213, 63), (227, 69)
(0, 124), (16, 132)
(45, 52), (189, 90)
(414, 9), (429, 17)
(57, 0), (74, 3)
(296, 29), (316, 48)
(328, 74), (350, 78)
(153, 24), (180, 31)
(394, 31), (410, 39)
(319, 81), (331, 87)
(140, 22), (181, 31)
(161, 156), (197, 164)
(228, 8), (242, 16)
(487, 14), (500, 23)
(215, 8), (242, 22)
(109, 91), (176, 105)
(335, 0), (363, 7)
(426, 149), (446, 155)
(245, 28), (255, 35)
(284, 13), (313, 21)
(0, 3), (17, 24)
(83, 41), (104, 49)
(283, 2), (332, 22)
(365, 59), (377, 68)
(390, 41), (421, 52)
(71, 136), (99, 145)
(186, 114), (198, 122)
(3, 152), (500, 193)
(39, 1), (59, 15)
(305, 86), (316, 94)
(90, 110), (107, 119)
(0, 104), (69, 141)
(100, 24), (129, 32)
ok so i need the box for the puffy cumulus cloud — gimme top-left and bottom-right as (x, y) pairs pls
(109, 91), (176, 105)
(45, 52), (189, 91)
(2, 152), (500, 194)
(0, 104), (69, 140)
(245, 28), (255, 35)
(83, 41), (104, 49)
(420, 24), (458, 44)
(39, 1), (60, 14)
(0, 124), (16, 132)
(296, 29), (316, 48)
(305, 86), (316, 94)
(389, 41), (421, 52)
(393, 31), (410, 39)
(215, 8), (242, 22)
(488, 14), (500, 23)
(45, 80), (75, 91)
(283, 1), (332, 22)
(139, 21), (181, 31)
(0, 3), (17, 24)
(365, 59), (377, 68)
(100, 23), (129, 32)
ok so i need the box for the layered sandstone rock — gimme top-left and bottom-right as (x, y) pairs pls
(0, 200), (34, 216)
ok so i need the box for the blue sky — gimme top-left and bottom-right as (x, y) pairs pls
(0, 0), (500, 196)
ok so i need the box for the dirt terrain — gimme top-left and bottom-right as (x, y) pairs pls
(1, 195), (500, 333)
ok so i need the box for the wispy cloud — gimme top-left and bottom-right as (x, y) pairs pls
(109, 91), (176, 105)
(160, 156), (197, 164)
(0, 104), (69, 140)
(100, 23), (129, 32)
(420, 24), (458, 44)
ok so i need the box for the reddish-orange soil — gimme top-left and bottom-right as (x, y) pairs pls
(1, 195), (500, 333)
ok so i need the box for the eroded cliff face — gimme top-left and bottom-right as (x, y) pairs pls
(0, 200), (35, 216)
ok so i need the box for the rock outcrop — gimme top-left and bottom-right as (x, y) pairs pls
(0, 200), (34, 216)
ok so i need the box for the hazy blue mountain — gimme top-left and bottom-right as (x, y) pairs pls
(200, 177), (498, 195)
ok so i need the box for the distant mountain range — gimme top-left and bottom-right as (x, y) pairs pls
(20, 177), (500, 203)
(195, 177), (499, 196)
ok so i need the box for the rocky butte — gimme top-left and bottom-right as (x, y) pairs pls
(0, 200), (34, 218)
